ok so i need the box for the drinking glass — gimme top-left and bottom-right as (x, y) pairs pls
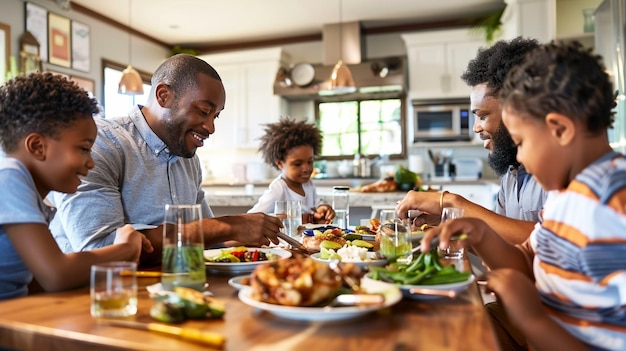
(90, 261), (137, 318)
(377, 210), (413, 264)
(161, 204), (206, 291)
(274, 200), (302, 238)
(439, 207), (465, 259)
(332, 186), (350, 229)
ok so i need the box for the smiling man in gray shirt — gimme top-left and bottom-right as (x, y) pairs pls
(398, 37), (547, 245)
(49, 54), (282, 266)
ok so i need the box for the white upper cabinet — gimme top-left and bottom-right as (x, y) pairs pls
(402, 29), (486, 100)
(500, 0), (556, 43)
(500, 0), (600, 47)
(198, 48), (288, 149)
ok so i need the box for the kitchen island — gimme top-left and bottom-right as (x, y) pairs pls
(203, 178), (499, 225)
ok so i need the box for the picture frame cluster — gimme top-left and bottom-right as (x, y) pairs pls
(25, 2), (90, 73)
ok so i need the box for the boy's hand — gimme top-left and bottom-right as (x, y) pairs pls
(114, 224), (154, 262)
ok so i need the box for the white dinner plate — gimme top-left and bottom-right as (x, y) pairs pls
(363, 273), (475, 300)
(238, 278), (401, 322)
(228, 275), (251, 290)
(310, 252), (388, 268)
(204, 247), (292, 274)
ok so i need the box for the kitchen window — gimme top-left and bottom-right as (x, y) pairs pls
(101, 59), (152, 118)
(316, 93), (406, 159)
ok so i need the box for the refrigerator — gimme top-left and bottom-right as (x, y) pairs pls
(595, 0), (626, 154)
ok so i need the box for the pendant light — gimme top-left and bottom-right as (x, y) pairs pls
(329, 0), (356, 94)
(118, 0), (143, 95)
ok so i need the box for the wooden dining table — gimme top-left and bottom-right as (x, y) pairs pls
(0, 255), (500, 351)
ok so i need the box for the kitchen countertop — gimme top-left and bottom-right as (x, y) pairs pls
(204, 187), (410, 207)
(203, 178), (499, 208)
(202, 177), (499, 188)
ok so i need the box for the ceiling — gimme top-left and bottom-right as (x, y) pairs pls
(68, 0), (505, 50)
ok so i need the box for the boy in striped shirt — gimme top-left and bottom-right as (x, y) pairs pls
(421, 41), (626, 351)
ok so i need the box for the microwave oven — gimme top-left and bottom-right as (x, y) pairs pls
(412, 99), (473, 142)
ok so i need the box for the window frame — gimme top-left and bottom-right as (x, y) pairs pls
(314, 91), (407, 161)
(100, 58), (152, 117)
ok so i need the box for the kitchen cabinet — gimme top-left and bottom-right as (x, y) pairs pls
(500, 0), (555, 43)
(402, 29), (485, 100)
(500, 0), (600, 47)
(198, 48), (289, 149)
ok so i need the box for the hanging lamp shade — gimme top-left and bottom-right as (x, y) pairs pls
(118, 65), (144, 95)
(330, 60), (356, 94)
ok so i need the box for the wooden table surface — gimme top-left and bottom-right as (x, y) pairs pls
(0, 258), (500, 351)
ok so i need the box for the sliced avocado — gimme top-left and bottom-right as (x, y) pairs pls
(351, 239), (374, 249)
(174, 287), (208, 319)
(203, 295), (226, 318)
(150, 301), (185, 324)
(344, 233), (362, 241)
(320, 240), (343, 250)
(174, 286), (225, 319)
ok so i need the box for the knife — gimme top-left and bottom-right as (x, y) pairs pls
(120, 270), (162, 277)
(99, 319), (225, 348)
(276, 230), (309, 253)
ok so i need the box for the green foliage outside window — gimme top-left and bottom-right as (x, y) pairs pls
(318, 97), (404, 158)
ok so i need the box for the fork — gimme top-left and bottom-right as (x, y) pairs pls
(328, 259), (362, 293)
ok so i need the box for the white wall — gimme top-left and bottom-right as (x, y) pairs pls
(556, 0), (602, 37)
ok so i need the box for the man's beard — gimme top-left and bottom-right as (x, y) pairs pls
(487, 124), (520, 176)
(164, 104), (195, 158)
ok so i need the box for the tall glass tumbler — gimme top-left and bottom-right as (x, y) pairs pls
(332, 186), (350, 229)
(161, 204), (206, 291)
(274, 200), (302, 238)
(439, 207), (465, 259)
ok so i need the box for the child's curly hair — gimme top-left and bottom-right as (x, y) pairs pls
(0, 72), (100, 153)
(500, 41), (615, 133)
(258, 117), (323, 170)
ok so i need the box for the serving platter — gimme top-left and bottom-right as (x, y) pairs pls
(363, 273), (475, 300)
(238, 278), (401, 321)
(310, 252), (388, 268)
(204, 247), (291, 274)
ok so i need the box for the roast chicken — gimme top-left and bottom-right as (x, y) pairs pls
(249, 257), (360, 306)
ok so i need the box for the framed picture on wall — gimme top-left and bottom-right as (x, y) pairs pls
(25, 2), (48, 63)
(71, 20), (90, 72)
(0, 22), (9, 85)
(71, 75), (95, 96)
(48, 12), (71, 68)
(19, 31), (42, 75)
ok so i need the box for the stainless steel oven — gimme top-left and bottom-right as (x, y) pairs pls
(412, 99), (473, 142)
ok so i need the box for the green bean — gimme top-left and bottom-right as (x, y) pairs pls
(419, 272), (471, 285)
(402, 266), (437, 285)
(406, 253), (425, 273)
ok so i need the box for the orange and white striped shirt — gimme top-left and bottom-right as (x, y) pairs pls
(529, 151), (626, 350)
